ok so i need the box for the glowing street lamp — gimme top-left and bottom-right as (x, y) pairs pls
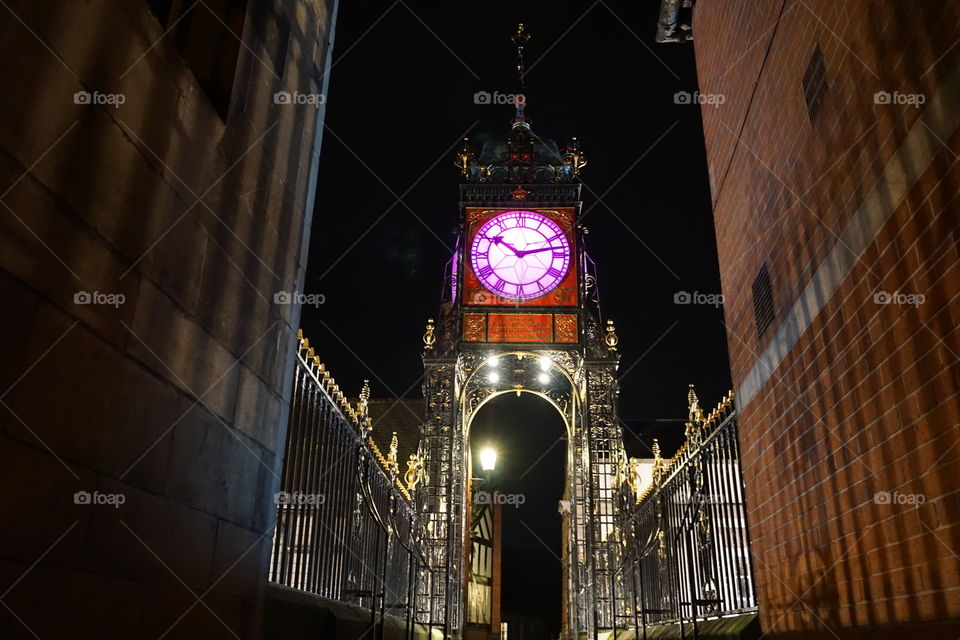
(479, 447), (497, 472)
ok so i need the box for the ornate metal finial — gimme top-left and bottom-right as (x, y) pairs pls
(405, 453), (425, 492)
(423, 318), (436, 351)
(387, 432), (399, 476)
(686, 384), (703, 447)
(615, 448), (628, 488)
(688, 384), (704, 424)
(605, 319), (619, 351)
(651, 438), (666, 486)
(454, 138), (476, 176)
(357, 379), (370, 419)
(563, 137), (587, 176)
(511, 23), (530, 89)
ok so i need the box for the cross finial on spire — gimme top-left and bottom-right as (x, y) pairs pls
(511, 23), (530, 90)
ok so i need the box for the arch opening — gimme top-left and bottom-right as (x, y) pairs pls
(465, 391), (568, 640)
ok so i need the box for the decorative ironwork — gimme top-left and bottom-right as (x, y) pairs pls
(511, 185), (530, 200)
(554, 313), (578, 343)
(605, 319), (619, 351)
(613, 388), (758, 637)
(423, 317), (436, 351)
(511, 23), (530, 88)
(268, 332), (425, 638)
(462, 313), (486, 342)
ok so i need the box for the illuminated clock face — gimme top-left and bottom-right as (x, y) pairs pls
(470, 210), (571, 301)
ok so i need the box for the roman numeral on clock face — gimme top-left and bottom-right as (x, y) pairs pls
(477, 265), (493, 279)
(547, 267), (563, 279)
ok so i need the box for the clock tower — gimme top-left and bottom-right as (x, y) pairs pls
(414, 25), (628, 639)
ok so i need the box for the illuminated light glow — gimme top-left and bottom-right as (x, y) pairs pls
(479, 447), (497, 472)
(470, 210), (571, 301)
(488, 371), (500, 384)
(538, 372), (550, 384)
(539, 356), (552, 371)
(486, 355), (499, 367)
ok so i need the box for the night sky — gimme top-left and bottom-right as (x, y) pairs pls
(301, 2), (732, 631)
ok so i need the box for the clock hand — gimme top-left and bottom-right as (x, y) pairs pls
(490, 236), (523, 257)
(516, 246), (557, 257)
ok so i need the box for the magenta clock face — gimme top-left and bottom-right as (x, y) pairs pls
(470, 210), (571, 301)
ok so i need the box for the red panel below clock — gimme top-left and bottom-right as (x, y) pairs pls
(487, 313), (553, 343)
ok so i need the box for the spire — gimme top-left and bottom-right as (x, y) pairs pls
(511, 24), (531, 130)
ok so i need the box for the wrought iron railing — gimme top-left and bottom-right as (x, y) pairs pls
(269, 331), (427, 635)
(613, 387), (758, 638)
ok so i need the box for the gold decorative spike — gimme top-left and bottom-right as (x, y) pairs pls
(563, 137), (587, 176)
(423, 318), (436, 351)
(688, 384), (704, 425)
(357, 379), (370, 418)
(307, 347), (315, 359)
(302, 338), (310, 350)
(297, 328), (303, 341)
(651, 438), (665, 485)
(604, 319), (619, 351)
(454, 138), (475, 176)
(387, 432), (399, 475)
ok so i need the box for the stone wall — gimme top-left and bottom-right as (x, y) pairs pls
(0, 0), (336, 637)
(692, 1), (960, 638)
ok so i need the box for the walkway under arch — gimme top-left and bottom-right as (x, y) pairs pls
(467, 392), (568, 640)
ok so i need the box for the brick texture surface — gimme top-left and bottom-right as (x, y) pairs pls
(693, 1), (960, 637)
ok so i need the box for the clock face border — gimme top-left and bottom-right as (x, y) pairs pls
(469, 210), (571, 301)
(463, 207), (578, 307)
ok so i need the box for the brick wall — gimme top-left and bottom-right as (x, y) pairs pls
(692, 1), (960, 637)
(0, 1), (336, 637)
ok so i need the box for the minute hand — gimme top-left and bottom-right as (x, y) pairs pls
(491, 236), (523, 256)
(517, 246), (557, 257)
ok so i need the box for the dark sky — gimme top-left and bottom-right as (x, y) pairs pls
(302, 1), (731, 629)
